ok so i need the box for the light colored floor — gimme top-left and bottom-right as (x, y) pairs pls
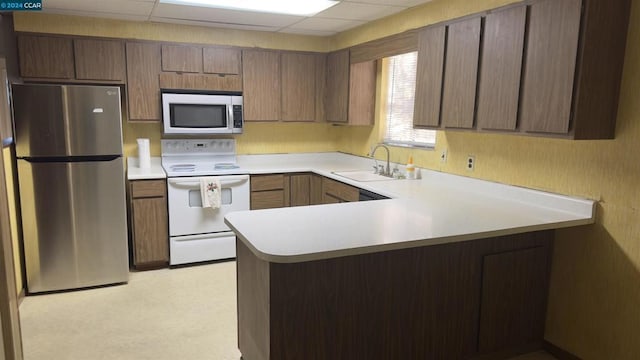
(19, 261), (558, 360)
(19, 261), (241, 360)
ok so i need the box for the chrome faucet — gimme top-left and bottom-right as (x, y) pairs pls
(371, 144), (391, 176)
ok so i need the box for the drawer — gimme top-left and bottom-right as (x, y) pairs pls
(130, 180), (166, 198)
(323, 178), (359, 202)
(251, 190), (285, 210)
(251, 174), (285, 191)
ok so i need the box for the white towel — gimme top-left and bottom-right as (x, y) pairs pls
(200, 177), (221, 210)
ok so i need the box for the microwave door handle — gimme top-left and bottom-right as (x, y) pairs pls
(228, 104), (233, 127)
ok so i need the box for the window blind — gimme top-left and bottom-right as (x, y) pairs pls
(384, 51), (436, 147)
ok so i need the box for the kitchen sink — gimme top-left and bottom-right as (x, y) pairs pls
(332, 170), (396, 182)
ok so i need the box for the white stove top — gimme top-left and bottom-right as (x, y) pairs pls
(161, 139), (248, 177)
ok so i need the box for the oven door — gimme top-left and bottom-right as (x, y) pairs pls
(167, 175), (250, 236)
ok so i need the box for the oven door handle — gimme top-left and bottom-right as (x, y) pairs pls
(168, 175), (249, 187)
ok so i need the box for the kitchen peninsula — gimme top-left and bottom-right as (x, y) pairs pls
(225, 153), (594, 360)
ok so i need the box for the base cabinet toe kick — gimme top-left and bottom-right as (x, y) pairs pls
(236, 230), (553, 360)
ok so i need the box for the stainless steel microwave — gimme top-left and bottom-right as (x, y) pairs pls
(162, 92), (243, 135)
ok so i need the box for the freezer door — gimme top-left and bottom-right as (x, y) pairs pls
(12, 84), (123, 158)
(17, 157), (129, 293)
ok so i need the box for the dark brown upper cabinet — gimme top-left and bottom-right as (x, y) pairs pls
(126, 42), (162, 121)
(161, 44), (203, 73)
(325, 49), (350, 123)
(476, 6), (526, 131)
(18, 35), (126, 83)
(74, 39), (126, 81)
(441, 16), (481, 129)
(413, 25), (446, 128)
(519, 0), (581, 135)
(242, 49), (281, 121)
(281, 52), (317, 122)
(519, 0), (630, 139)
(347, 60), (376, 126)
(203, 47), (241, 75)
(18, 35), (74, 79)
(325, 49), (375, 126)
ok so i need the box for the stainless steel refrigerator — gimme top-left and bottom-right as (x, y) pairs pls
(12, 84), (128, 293)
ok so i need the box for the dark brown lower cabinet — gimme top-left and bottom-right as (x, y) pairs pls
(237, 230), (553, 360)
(321, 177), (359, 203)
(129, 180), (169, 269)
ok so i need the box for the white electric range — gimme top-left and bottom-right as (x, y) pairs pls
(161, 139), (250, 265)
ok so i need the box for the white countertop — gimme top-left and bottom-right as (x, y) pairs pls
(226, 152), (595, 263)
(127, 157), (166, 180)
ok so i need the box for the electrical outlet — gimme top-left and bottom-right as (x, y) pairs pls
(466, 155), (475, 171)
(440, 149), (448, 163)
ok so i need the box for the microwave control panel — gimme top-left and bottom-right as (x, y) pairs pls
(232, 105), (243, 129)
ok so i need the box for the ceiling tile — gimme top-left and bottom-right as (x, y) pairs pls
(42, 8), (151, 22)
(343, 0), (432, 7)
(152, 3), (304, 28)
(278, 28), (336, 37)
(289, 17), (366, 33)
(315, 2), (405, 21)
(43, 0), (155, 16)
(150, 17), (282, 32)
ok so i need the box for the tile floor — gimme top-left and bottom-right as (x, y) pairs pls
(19, 261), (558, 360)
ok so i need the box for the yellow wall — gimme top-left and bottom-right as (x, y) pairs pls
(2, 148), (21, 294)
(12, 1), (640, 358)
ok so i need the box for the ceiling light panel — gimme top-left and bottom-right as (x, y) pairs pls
(315, 2), (404, 21)
(159, 0), (339, 16)
(152, 3), (304, 28)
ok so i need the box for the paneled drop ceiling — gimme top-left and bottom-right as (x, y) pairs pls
(40, 0), (434, 36)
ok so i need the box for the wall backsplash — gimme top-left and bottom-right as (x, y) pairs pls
(122, 120), (339, 158)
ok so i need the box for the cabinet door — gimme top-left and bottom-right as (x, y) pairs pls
(132, 197), (169, 266)
(74, 39), (126, 81)
(322, 178), (359, 203)
(441, 17), (481, 129)
(126, 42), (161, 121)
(18, 35), (74, 79)
(161, 44), (203, 73)
(281, 52), (316, 122)
(315, 54), (327, 122)
(251, 191), (285, 210)
(203, 47), (241, 75)
(310, 174), (323, 205)
(413, 26), (445, 128)
(478, 246), (550, 353)
(325, 49), (350, 123)
(159, 73), (242, 92)
(290, 174), (311, 207)
(242, 50), (281, 121)
(520, 0), (581, 134)
(476, 6), (526, 131)
(348, 61), (376, 126)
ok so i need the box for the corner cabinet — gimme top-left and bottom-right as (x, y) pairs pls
(518, 0), (630, 139)
(128, 179), (169, 269)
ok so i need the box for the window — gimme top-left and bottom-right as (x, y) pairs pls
(383, 52), (436, 148)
